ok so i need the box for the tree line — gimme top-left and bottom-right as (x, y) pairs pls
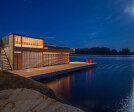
(75, 47), (131, 55)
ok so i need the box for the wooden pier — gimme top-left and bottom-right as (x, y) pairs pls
(8, 62), (97, 80)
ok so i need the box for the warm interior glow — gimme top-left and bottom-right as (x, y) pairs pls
(22, 37), (43, 48)
(14, 35), (43, 48)
(14, 35), (21, 47)
(44, 47), (48, 49)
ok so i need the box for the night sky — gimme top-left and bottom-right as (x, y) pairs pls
(0, 0), (134, 51)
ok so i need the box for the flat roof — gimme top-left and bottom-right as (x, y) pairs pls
(9, 33), (44, 40)
(3, 34), (74, 51)
(44, 44), (71, 50)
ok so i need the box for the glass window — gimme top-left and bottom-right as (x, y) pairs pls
(14, 35), (21, 47)
(22, 36), (43, 48)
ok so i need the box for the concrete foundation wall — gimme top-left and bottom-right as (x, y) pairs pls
(9, 34), (14, 69)
(1, 34), (14, 69)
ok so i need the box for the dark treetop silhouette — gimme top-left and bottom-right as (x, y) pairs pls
(75, 47), (131, 55)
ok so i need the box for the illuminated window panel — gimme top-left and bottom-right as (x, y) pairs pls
(22, 51), (43, 69)
(14, 36), (21, 47)
(22, 37), (43, 48)
(43, 53), (69, 66)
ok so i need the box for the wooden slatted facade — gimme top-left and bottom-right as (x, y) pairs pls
(43, 53), (69, 66)
(22, 51), (43, 69)
(1, 34), (75, 70)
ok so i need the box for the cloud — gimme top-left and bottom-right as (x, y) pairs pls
(44, 37), (56, 40)
(88, 32), (98, 36)
(124, 6), (134, 16)
(88, 31), (102, 39)
(105, 14), (113, 20)
(82, 40), (107, 48)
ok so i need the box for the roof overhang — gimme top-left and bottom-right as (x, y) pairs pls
(14, 47), (75, 53)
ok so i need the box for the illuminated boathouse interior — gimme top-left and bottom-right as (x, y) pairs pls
(0, 34), (75, 70)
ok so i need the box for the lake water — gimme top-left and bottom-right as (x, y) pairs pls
(41, 56), (134, 112)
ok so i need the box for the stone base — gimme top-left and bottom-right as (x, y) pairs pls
(0, 88), (84, 112)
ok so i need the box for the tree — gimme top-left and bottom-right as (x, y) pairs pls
(110, 49), (117, 55)
(75, 47), (131, 55)
(118, 48), (130, 55)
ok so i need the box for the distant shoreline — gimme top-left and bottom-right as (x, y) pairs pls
(70, 54), (134, 57)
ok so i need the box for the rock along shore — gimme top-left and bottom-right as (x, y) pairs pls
(0, 71), (84, 112)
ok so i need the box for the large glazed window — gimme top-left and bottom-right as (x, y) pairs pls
(43, 53), (69, 66)
(22, 51), (43, 69)
(22, 36), (43, 48)
(14, 35), (43, 48)
(14, 35), (21, 47)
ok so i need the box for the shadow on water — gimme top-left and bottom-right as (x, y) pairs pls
(39, 56), (134, 112)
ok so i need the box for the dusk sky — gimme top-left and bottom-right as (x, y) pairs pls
(0, 0), (134, 51)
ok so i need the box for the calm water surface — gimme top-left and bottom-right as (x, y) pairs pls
(41, 56), (134, 112)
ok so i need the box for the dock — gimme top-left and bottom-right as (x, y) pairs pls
(8, 62), (97, 80)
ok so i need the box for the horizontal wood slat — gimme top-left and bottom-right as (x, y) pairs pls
(22, 51), (43, 69)
(43, 54), (69, 66)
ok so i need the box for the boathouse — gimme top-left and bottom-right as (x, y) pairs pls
(0, 34), (75, 70)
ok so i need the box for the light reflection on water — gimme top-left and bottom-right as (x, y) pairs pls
(41, 56), (134, 112)
(46, 76), (71, 101)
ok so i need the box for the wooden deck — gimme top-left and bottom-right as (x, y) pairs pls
(8, 62), (97, 80)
